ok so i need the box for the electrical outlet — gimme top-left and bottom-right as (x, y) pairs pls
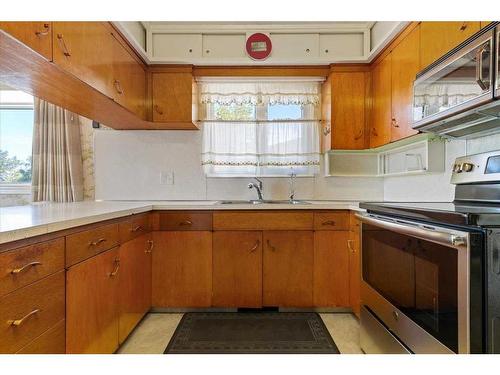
(160, 171), (174, 185)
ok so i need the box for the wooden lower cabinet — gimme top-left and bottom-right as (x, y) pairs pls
(212, 231), (263, 308)
(152, 231), (212, 307)
(118, 234), (152, 344)
(348, 219), (361, 318)
(66, 247), (120, 354)
(313, 231), (350, 307)
(16, 319), (65, 354)
(263, 231), (314, 307)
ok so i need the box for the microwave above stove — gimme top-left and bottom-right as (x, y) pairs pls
(412, 22), (500, 139)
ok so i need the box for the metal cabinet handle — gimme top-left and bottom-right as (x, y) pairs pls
(154, 105), (163, 115)
(392, 118), (399, 128)
(249, 240), (260, 253)
(372, 127), (378, 136)
(8, 308), (41, 326)
(145, 240), (154, 254)
(460, 22), (468, 31)
(113, 79), (124, 95)
(354, 130), (363, 140)
(109, 259), (120, 277)
(56, 34), (71, 57)
(475, 43), (490, 91)
(131, 225), (143, 232)
(35, 23), (50, 37)
(347, 239), (355, 252)
(322, 220), (336, 226)
(267, 240), (276, 252)
(322, 126), (331, 136)
(179, 220), (193, 226)
(89, 238), (106, 247)
(10, 261), (42, 275)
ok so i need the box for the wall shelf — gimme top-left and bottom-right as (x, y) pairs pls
(324, 134), (445, 177)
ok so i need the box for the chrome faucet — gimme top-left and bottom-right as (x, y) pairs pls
(248, 177), (264, 201)
(289, 172), (296, 202)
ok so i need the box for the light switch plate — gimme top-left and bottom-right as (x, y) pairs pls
(160, 171), (174, 185)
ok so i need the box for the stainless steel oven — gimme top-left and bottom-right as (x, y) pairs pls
(357, 213), (473, 354)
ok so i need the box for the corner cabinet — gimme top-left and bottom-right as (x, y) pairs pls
(151, 68), (199, 129)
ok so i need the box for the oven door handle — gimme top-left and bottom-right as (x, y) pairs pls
(355, 213), (468, 250)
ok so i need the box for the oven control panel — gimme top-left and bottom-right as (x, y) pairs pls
(451, 150), (500, 184)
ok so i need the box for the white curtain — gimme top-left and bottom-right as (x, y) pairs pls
(32, 98), (84, 202)
(200, 79), (321, 176)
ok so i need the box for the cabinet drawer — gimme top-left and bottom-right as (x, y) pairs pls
(159, 212), (212, 231)
(213, 211), (313, 231)
(16, 319), (65, 354)
(0, 271), (65, 354)
(119, 214), (149, 243)
(313, 211), (350, 231)
(0, 238), (64, 297)
(66, 223), (119, 266)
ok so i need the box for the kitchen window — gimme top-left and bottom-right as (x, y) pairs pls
(0, 88), (34, 194)
(199, 78), (322, 177)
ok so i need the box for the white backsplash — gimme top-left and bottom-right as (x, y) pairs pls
(94, 130), (384, 202)
(383, 139), (466, 202)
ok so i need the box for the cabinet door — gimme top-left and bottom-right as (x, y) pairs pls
(52, 22), (115, 98)
(263, 231), (313, 307)
(118, 233), (152, 344)
(0, 22), (52, 60)
(391, 25), (420, 142)
(313, 231), (350, 307)
(152, 231), (212, 307)
(420, 21), (480, 69)
(212, 231), (262, 308)
(370, 54), (392, 148)
(152, 72), (194, 122)
(331, 71), (367, 150)
(271, 33), (319, 59)
(348, 226), (361, 318)
(66, 247), (120, 354)
(111, 34), (146, 119)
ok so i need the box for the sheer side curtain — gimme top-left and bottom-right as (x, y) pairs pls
(199, 78), (322, 177)
(32, 98), (84, 202)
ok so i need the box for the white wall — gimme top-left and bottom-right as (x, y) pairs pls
(94, 130), (383, 202)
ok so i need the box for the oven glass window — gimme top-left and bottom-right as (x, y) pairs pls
(362, 223), (458, 352)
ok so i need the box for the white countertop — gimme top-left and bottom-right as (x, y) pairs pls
(0, 200), (364, 245)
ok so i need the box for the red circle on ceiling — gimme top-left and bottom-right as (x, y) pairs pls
(246, 33), (272, 60)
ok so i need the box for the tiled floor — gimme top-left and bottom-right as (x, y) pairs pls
(118, 312), (362, 354)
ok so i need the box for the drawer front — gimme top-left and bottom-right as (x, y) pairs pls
(159, 212), (212, 231)
(16, 319), (65, 354)
(0, 238), (64, 297)
(313, 211), (350, 231)
(0, 271), (65, 353)
(66, 223), (119, 266)
(213, 211), (313, 231)
(119, 214), (150, 243)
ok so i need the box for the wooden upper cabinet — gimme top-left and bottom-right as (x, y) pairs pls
(212, 231), (263, 308)
(370, 54), (392, 148)
(111, 32), (146, 119)
(263, 231), (313, 307)
(118, 234), (152, 344)
(390, 25), (420, 142)
(66, 247), (120, 354)
(0, 22), (52, 61)
(52, 22), (115, 98)
(330, 71), (368, 150)
(152, 71), (196, 124)
(420, 21), (481, 69)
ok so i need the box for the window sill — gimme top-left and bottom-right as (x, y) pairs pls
(0, 184), (31, 195)
(206, 174), (316, 178)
